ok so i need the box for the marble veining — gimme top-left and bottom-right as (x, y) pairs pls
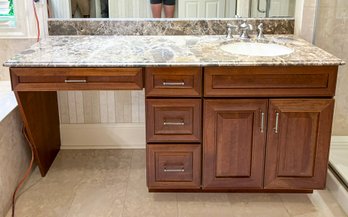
(48, 18), (294, 36)
(4, 35), (344, 68)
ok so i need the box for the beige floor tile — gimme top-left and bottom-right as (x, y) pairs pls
(6, 150), (348, 217)
(65, 181), (126, 217)
(7, 176), (79, 217)
(279, 193), (318, 216)
(178, 193), (237, 217)
(120, 150), (178, 217)
(307, 190), (347, 217)
(228, 193), (291, 217)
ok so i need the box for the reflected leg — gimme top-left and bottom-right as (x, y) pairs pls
(163, 5), (175, 18)
(100, 0), (109, 18)
(151, 3), (162, 18)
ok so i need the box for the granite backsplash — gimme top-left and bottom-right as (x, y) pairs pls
(48, 18), (294, 36)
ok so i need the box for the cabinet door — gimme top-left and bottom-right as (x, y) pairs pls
(178, 0), (226, 18)
(264, 99), (334, 190)
(203, 99), (268, 189)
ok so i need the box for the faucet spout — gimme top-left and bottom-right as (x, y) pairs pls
(239, 21), (253, 39)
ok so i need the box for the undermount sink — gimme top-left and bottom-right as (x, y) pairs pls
(220, 42), (294, 57)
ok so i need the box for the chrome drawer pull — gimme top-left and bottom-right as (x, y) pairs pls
(274, 112), (280, 134)
(64, 79), (87, 83)
(164, 168), (185, 172)
(163, 121), (185, 126)
(260, 111), (265, 133)
(162, 81), (185, 86)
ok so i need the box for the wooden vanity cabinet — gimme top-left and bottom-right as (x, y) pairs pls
(146, 66), (338, 192)
(202, 98), (335, 190)
(10, 66), (337, 192)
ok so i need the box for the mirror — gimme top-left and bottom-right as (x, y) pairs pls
(47, 0), (295, 19)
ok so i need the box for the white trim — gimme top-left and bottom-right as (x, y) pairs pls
(331, 136), (348, 149)
(60, 123), (146, 149)
(0, 0), (48, 38)
(326, 170), (348, 215)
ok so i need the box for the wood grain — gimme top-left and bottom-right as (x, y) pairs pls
(264, 99), (334, 190)
(15, 91), (61, 176)
(146, 99), (202, 143)
(11, 68), (144, 91)
(204, 66), (338, 97)
(145, 67), (202, 97)
(147, 144), (201, 189)
(203, 99), (268, 189)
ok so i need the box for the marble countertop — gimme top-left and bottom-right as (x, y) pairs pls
(4, 35), (344, 67)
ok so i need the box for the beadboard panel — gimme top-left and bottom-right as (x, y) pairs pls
(57, 90), (145, 124)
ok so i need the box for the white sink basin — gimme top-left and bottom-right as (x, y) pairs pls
(220, 42), (294, 57)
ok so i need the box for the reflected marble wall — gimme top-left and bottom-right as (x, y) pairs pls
(315, 0), (348, 135)
(0, 108), (31, 217)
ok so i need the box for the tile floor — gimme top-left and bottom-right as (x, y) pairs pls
(6, 149), (348, 217)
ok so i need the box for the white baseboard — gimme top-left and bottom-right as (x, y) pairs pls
(331, 136), (348, 149)
(327, 170), (348, 215)
(60, 123), (146, 149)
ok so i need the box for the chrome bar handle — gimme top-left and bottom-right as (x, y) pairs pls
(163, 120), (185, 126)
(64, 79), (87, 83)
(260, 111), (265, 133)
(162, 81), (185, 86)
(164, 168), (185, 172)
(274, 112), (279, 134)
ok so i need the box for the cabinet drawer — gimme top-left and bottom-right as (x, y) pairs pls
(147, 144), (201, 189)
(146, 99), (201, 143)
(204, 66), (338, 97)
(145, 67), (202, 97)
(10, 68), (143, 91)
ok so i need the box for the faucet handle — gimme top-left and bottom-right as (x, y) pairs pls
(257, 23), (265, 39)
(226, 24), (238, 39)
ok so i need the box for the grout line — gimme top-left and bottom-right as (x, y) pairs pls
(176, 193), (179, 217)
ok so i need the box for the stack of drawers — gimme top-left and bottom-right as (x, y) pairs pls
(145, 67), (202, 190)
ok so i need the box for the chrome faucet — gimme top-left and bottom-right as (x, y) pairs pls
(239, 21), (253, 39)
(226, 24), (237, 39)
(257, 23), (265, 40)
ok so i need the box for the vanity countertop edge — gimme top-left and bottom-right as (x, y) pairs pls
(3, 35), (344, 68)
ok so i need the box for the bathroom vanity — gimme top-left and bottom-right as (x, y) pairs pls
(5, 35), (343, 193)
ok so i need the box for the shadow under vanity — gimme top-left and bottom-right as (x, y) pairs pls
(4, 19), (344, 193)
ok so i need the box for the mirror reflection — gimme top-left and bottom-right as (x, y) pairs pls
(47, 0), (295, 19)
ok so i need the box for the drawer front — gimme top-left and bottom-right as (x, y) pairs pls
(146, 99), (201, 143)
(147, 144), (201, 189)
(10, 68), (143, 91)
(204, 66), (338, 97)
(145, 67), (202, 97)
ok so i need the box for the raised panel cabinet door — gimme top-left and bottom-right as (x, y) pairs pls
(264, 99), (334, 190)
(178, 0), (226, 18)
(203, 99), (268, 189)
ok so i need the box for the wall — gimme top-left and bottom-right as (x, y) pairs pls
(0, 108), (31, 217)
(294, 0), (318, 43)
(58, 90), (145, 124)
(315, 0), (348, 136)
(0, 39), (36, 80)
